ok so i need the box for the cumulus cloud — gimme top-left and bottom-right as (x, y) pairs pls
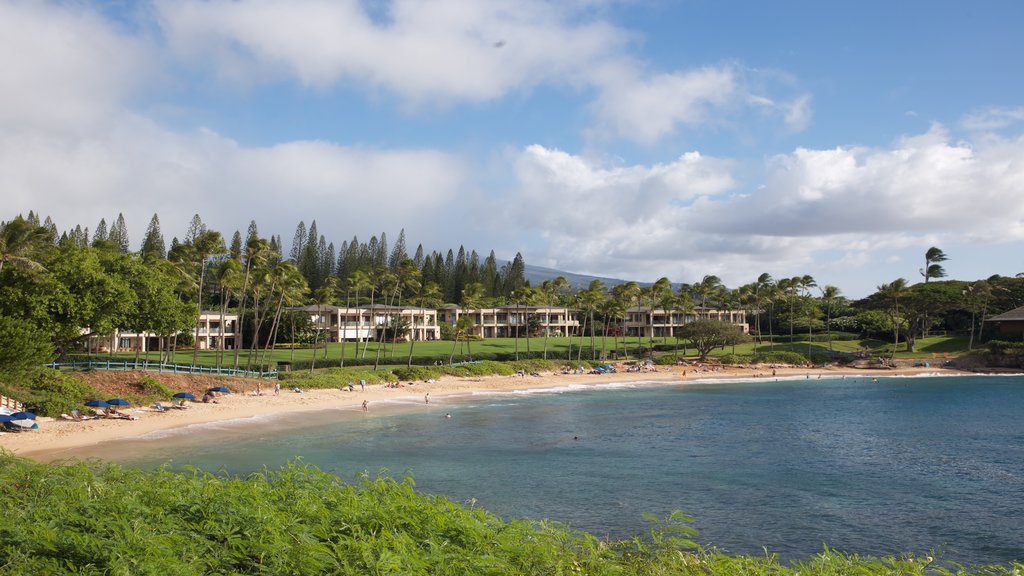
(154, 0), (806, 143)
(507, 126), (1024, 288)
(0, 116), (467, 248)
(0, 1), (152, 133)
(155, 0), (627, 102)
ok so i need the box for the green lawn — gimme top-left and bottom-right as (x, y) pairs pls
(67, 333), (976, 370)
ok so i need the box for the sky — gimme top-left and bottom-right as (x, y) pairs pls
(2, 0), (1023, 298)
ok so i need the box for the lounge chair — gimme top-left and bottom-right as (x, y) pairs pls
(61, 409), (93, 421)
(151, 402), (171, 412)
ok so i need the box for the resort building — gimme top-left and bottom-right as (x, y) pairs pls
(437, 305), (581, 338)
(289, 304), (441, 342)
(85, 311), (239, 353)
(622, 306), (748, 338)
(985, 305), (1024, 337)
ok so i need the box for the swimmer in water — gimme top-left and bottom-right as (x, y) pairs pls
(444, 413), (451, 419)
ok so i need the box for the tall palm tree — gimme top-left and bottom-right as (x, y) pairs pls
(612, 282), (639, 358)
(650, 277), (673, 348)
(820, 285), (841, 353)
(359, 269), (384, 360)
(460, 282), (485, 361)
(233, 237), (271, 370)
(963, 281), (991, 351)
(920, 247), (948, 283)
(540, 276), (568, 360)
(347, 269), (372, 363)
(407, 281), (442, 367)
(574, 280), (605, 361)
(307, 276), (335, 372)
(693, 275), (724, 319)
(878, 278), (909, 359)
(190, 230), (225, 366)
(260, 261), (308, 368)
(213, 258), (242, 369)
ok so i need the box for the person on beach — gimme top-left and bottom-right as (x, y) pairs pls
(424, 393), (429, 404)
(362, 400), (368, 412)
(360, 379), (366, 391)
(274, 382), (280, 396)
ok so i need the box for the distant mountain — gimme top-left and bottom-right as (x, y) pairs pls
(521, 263), (631, 290)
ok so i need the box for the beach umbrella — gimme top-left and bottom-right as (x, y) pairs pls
(9, 412), (36, 420)
(85, 400), (110, 408)
(0, 415), (13, 423)
(173, 392), (196, 400)
(207, 386), (231, 393)
(107, 398), (130, 407)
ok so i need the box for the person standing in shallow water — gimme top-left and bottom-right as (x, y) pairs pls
(362, 400), (368, 412)
(425, 393), (429, 404)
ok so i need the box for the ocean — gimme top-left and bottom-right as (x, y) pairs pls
(84, 374), (1024, 566)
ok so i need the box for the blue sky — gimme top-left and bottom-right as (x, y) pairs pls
(3, 0), (1023, 298)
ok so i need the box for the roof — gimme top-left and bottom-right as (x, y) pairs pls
(986, 305), (1024, 322)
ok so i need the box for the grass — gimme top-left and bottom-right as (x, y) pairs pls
(66, 333), (979, 371)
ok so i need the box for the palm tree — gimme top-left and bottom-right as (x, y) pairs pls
(820, 285), (841, 353)
(459, 282), (485, 362)
(359, 269), (384, 360)
(407, 281), (442, 367)
(612, 282), (639, 358)
(574, 280), (605, 361)
(693, 275), (724, 319)
(233, 237), (271, 370)
(213, 258), (242, 369)
(259, 261), (308, 369)
(963, 281), (992, 351)
(878, 278), (909, 359)
(0, 217), (49, 276)
(540, 276), (568, 360)
(650, 277), (673, 348)
(347, 269), (372, 363)
(190, 230), (225, 366)
(920, 247), (948, 283)
(307, 276), (335, 372)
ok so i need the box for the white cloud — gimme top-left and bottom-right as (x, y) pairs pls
(589, 66), (737, 145)
(0, 1), (151, 134)
(961, 106), (1024, 131)
(154, 0), (806, 143)
(507, 126), (1024, 289)
(155, 0), (627, 103)
(0, 114), (468, 250)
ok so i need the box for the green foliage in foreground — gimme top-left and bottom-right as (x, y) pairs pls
(0, 454), (1017, 575)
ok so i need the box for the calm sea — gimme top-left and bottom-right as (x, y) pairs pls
(79, 374), (1024, 566)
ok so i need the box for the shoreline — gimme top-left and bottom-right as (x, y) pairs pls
(0, 364), (978, 462)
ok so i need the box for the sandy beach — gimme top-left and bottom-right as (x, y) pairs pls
(1, 363), (966, 462)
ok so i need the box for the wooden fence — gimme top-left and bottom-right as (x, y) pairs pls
(47, 361), (278, 380)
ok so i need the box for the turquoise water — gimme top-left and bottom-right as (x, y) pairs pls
(87, 375), (1023, 565)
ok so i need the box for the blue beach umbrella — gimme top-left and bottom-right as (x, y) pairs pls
(0, 415), (13, 423)
(85, 400), (110, 408)
(207, 386), (231, 393)
(173, 392), (196, 400)
(107, 398), (130, 407)
(10, 412), (36, 420)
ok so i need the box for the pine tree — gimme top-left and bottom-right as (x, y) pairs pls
(93, 218), (109, 244)
(246, 220), (259, 245)
(110, 213), (129, 252)
(140, 214), (166, 259)
(413, 244), (424, 268)
(25, 211), (40, 226)
(184, 214), (205, 245)
(388, 229), (408, 271)
(229, 230), (243, 260)
(290, 221), (307, 262)
(42, 216), (58, 243)
(483, 251), (499, 297)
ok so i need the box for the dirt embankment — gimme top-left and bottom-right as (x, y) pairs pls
(73, 370), (269, 398)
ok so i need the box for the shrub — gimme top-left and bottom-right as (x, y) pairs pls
(279, 367), (397, 388)
(135, 375), (174, 398)
(751, 351), (809, 366)
(12, 368), (97, 416)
